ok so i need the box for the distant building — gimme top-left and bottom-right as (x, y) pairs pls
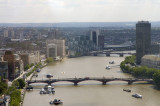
(11, 30), (15, 38)
(46, 39), (65, 57)
(90, 30), (99, 46)
(3, 51), (16, 80)
(20, 33), (24, 42)
(150, 43), (160, 54)
(3, 29), (8, 38)
(98, 35), (104, 49)
(141, 55), (160, 69)
(136, 21), (151, 64)
(3, 50), (24, 80)
(47, 43), (57, 58)
(0, 61), (8, 79)
(19, 51), (40, 67)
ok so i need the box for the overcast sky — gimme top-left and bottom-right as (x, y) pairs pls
(0, 0), (160, 23)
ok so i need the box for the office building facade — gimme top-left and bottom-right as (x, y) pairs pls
(136, 21), (151, 64)
(47, 43), (57, 58)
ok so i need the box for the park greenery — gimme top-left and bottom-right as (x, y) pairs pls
(0, 82), (8, 96)
(45, 57), (54, 63)
(12, 78), (26, 89)
(26, 62), (42, 77)
(0, 78), (26, 106)
(24, 63), (34, 71)
(120, 55), (160, 88)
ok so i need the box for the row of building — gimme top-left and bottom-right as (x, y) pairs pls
(0, 50), (40, 80)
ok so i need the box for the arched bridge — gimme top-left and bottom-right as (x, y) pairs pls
(27, 77), (153, 86)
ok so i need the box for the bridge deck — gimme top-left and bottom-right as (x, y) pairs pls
(27, 77), (153, 85)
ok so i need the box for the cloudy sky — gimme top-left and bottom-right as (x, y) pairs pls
(0, 0), (160, 23)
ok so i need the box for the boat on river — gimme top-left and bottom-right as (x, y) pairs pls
(50, 99), (63, 105)
(109, 61), (115, 64)
(123, 89), (131, 92)
(132, 93), (142, 98)
(40, 88), (47, 94)
(106, 66), (111, 69)
(43, 85), (55, 94)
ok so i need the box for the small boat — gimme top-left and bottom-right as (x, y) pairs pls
(46, 74), (53, 78)
(51, 86), (55, 94)
(50, 99), (63, 105)
(109, 61), (115, 64)
(40, 88), (47, 94)
(123, 89), (131, 92)
(106, 66), (111, 69)
(132, 93), (142, 98)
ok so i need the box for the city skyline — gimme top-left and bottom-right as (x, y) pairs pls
(0, 0), (160, 23)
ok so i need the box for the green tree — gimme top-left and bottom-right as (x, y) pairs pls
(0, 82), (8, 95)
(24, 64), (30, 70)
(46, 57), (53, 63)
(6, 86), (16, 95)
(153, 71), (160, 88)
(17, 79), (26, 89)
(12, 80), (19, 88)
(10, 90), (21, 106)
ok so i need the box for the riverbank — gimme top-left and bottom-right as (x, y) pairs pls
(21, 62), (48, 106)
(120, 55), (160, 88)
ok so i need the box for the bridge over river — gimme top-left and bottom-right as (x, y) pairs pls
(27, 77), (153, 86)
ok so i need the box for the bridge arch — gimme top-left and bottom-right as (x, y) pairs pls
(77, 79), (104, 84)
(105, 80), (129, 84)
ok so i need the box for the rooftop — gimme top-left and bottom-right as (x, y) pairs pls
(142, 55), (160, 61)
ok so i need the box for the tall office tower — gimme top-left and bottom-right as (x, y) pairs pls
(98, 35), (104, 49)
(90, 30), (99, 46)
(136, 21), (151, 64)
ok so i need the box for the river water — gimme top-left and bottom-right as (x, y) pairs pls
(23, 56), (160, 106)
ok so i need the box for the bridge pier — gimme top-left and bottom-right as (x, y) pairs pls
(128, 81), (133, 85)
(74, 82), (78, 86)
(93, 53), (97, 56)
(119, 54), (123, 57)
(106, 53), (110, 57)
(102, 82), (106, 85)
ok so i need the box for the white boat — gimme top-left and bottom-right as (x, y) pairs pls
(106, 66), (111, 69)
(132, 93), (142, 98)
(40, 88), (47, 94)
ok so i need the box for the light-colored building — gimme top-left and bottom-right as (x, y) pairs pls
(19, 51), (40, 67)
(20, 33), (24, 42)
(3, 29), (8, 38)
(46, 39), (65, 57)
(141, 55), (160, 69)
(47, 43), (57, 58)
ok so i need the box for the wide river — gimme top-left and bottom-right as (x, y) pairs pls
(23, 56), (160, 106)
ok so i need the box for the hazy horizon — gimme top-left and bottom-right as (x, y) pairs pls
(0, 0), (160, 23)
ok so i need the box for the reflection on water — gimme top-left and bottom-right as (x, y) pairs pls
(23, 56), (160, 106)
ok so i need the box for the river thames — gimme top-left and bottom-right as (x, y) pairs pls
(23, 56), (160, 106)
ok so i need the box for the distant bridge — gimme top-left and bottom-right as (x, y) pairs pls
(89, 51), (135, 57)
(27, 77), (153, 86)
